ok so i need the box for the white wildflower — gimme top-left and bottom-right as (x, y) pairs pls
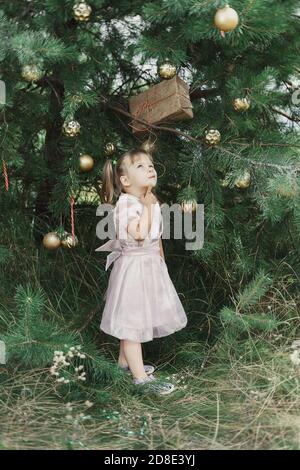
(291, 339), (300, 350)
(290, 350), (300, 365)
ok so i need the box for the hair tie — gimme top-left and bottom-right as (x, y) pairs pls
(107, 156), (117, 167)
(106, 155), (118, 167)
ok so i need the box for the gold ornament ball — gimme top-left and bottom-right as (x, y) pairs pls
(43, 232), (61, 250)
(214, 4), (239, 33)
(204, 129), (221, 146)
(157, 59), (177, 80)
(79, 154), (94, 172)
(233, 97), (250, 112)
(235, 171), (251, 189)
(21, 64), (44, 82)
(220, 178), (229, 188)
(73, 1), (92, 22)
(60, 233), (79, 249)
(71, 94), (84, 104)
(104, 142), (116, 156)
(276, 184), (298, 198)
(63, 120), (81, 138)
(76, 186), (101, 204)
(181, 199), (197, 213)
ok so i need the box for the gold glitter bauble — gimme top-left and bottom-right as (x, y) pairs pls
(204, 129), (221, 146)
(157, 59), (177, 80)
(235, 171), (251, 189)
(79, 154), (94, 172)
(76, 186), (101, 204)
(73, 1), (92, 22)
(62, 120), (81, 137)
(71, 94), (84, 104)
(104, 142), (116, 156)
(220, 178), (229, 188)
(233, 98), (250, 112)
(276, 184), (298, 198)
(21, 64), (44, 82)
(214, 4), (239, 33)
(181, 199), (197, 213)
(60, 232), (79, 249)
(43, 232), (61, 250)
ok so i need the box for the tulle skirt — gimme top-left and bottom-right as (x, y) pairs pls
(100, 251), (188, 343)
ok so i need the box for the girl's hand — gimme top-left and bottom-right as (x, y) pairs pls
(140, 185), (157, 208)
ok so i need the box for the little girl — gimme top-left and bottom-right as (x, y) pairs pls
(96, 147), (188, 395)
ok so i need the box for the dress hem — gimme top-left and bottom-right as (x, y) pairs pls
(99, 321), (187, 343)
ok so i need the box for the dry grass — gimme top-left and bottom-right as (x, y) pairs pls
(1, 332), (300, 450)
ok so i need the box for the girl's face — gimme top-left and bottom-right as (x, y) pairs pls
(122, 153), (157, 191)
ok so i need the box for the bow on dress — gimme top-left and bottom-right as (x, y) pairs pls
(95, 201), (163, 271)
(95, 238), (123, 271)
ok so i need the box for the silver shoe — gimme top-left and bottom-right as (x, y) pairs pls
(120, 364), (155, 376)
(132, 374), (176, 396)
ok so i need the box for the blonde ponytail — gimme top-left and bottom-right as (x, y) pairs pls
(100, 158), (115, 204)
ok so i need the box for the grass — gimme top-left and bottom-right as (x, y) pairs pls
(1, 330), (300, 450)
(0, 215), (300, 449)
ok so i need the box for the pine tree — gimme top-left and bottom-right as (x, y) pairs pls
(0, 1), (300, 381)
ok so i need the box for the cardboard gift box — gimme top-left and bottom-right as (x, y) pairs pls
(128, 75), (193, 134)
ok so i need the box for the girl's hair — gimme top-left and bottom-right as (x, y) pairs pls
(100, 147), (154, 205)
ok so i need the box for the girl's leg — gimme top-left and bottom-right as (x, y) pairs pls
(118, 339), (128, 368)
(123, 340), (148, 380)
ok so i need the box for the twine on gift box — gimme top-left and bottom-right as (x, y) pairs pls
(130, 79), (193, 133)
(131, 98), (153, 133)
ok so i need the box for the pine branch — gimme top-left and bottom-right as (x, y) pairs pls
(102, 99), (300, 173)
(271, 107), (300, 123)
(190, 87), (220, 100)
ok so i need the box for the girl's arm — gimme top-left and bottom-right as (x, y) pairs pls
(127, 203), (154, 240)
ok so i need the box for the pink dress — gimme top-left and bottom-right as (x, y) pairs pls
(95, 191), (188, 343)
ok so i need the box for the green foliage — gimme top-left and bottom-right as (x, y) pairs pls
(0, 0), (299, 408)
(218, 269), (283, 335)
(236, 269), (273, 310)
(0, 283), (124, 387)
